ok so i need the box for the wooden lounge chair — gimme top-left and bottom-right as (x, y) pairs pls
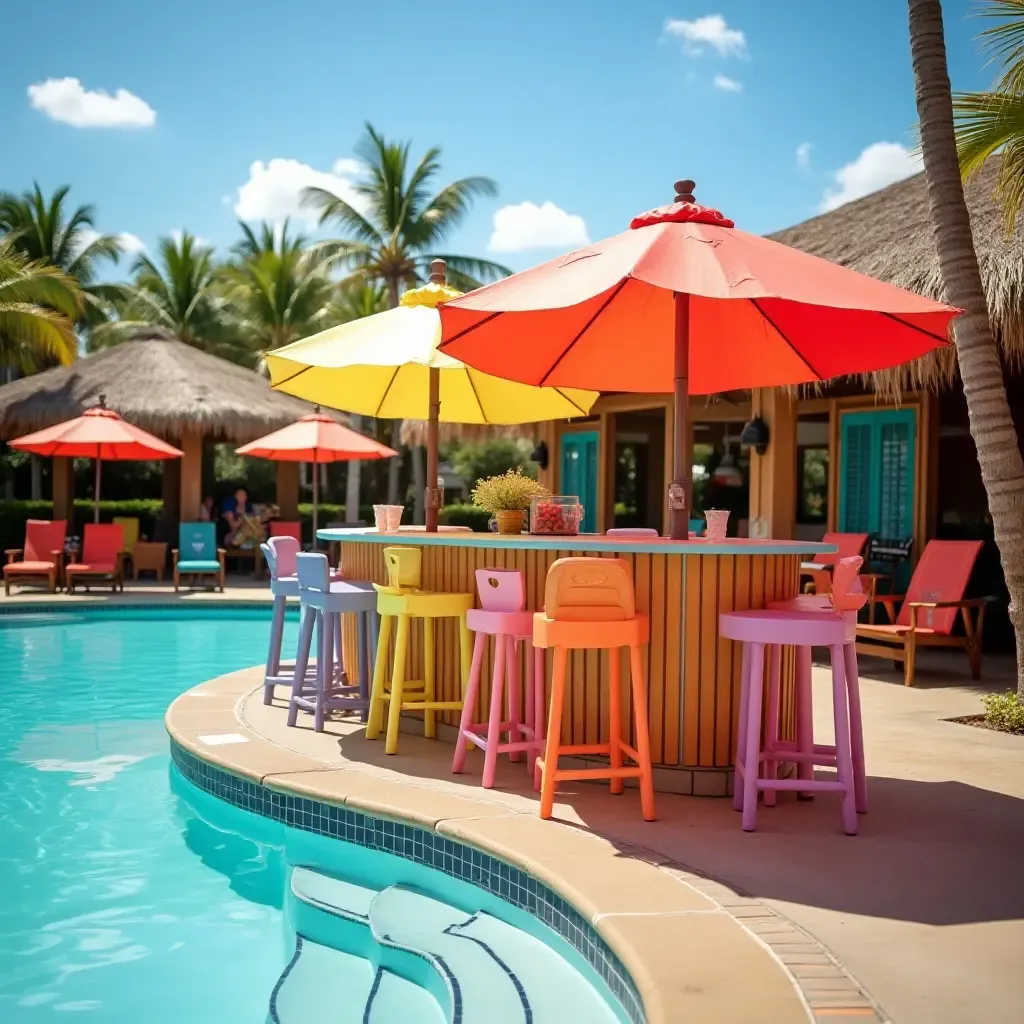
(801, 532), (869, 594)
(4, 519), (66, 595)
(174, 522), (225, 592)
(65, 524), (125, 594)
(855, 539), (986, 686)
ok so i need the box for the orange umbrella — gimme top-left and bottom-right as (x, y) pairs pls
(10, 396), (182, 522)
(438, 180), (962, 538)
(235, 406), (396, 538)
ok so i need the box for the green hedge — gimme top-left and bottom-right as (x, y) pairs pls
(440, 503), (492, 532)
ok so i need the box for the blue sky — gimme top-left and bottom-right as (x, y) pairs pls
(0, 1), (995, 274)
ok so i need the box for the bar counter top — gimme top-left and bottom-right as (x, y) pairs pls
(318, 526), (836, 558)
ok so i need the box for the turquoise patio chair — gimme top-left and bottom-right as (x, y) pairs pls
(173, 522), (225, 592)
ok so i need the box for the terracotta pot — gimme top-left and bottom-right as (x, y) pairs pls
(495, 510), (525, 535)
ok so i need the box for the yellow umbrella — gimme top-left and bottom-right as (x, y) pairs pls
(266, 260), (598, 531)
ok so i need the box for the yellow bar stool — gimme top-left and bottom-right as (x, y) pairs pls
(367, 546), (475, 754)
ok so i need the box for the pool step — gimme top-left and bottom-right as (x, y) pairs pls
(269, 934), (373, 1024)
(365, 966), (447, 1024)
(291, 866), (376, 923)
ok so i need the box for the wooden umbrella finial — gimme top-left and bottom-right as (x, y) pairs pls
(674, 180), (696, 204)
(429, 258), (447, 284)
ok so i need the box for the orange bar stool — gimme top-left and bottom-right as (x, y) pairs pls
(533, 557), (655, 821)
(367, 546), (474, 755)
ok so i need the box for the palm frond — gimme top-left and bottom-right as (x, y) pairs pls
(974, 1), (1024, 94)
(0, 304), (77, 366)
(302, 185), (382, 245)
(416, 176), (499, 244)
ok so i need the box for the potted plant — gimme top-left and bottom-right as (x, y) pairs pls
(471, 468), (548, 535)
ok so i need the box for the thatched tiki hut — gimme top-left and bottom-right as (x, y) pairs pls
(0, 332), (315, 527)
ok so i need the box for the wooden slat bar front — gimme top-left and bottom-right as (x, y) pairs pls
(328, 530), (833, 794)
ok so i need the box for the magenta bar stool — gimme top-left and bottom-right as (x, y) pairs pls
(452, 569), (544, 789)
(719, 559), (867, 834)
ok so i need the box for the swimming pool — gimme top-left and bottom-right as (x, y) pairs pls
(0, 608), (630, 1023)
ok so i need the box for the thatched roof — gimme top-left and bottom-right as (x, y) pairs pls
(769, 156), (1023, 391)
(0, 331), (318, 443)
(399, 419), (538, 446)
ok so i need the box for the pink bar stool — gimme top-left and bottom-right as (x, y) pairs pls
(767, 556), (868, 815)
(452, 569), (544, 788)
(720, 561), (866, 834)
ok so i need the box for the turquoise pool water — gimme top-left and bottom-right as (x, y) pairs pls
(0, 608), (296, 1022)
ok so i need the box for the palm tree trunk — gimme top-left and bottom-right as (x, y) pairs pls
(346, 414), (362, 522)
(909, 0), (1024, 695)
(385, 277), (403, 507)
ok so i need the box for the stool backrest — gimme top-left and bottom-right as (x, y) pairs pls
(829, 556), (868, 613)
(606, 528), (659, 538)
(475, 568), (525, 612)
(267, 535), (301, 578)
(383, 546), (421, 590)
(544, 557), (635, 621)
(295, 551), (330, 592)
(260, 542), (275, 577)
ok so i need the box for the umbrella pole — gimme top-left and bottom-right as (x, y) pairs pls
(312, 461), (319, 548)
(94, 456), (102, 524)
(425, 365), (441, 532)
(669, 291), (692, 540)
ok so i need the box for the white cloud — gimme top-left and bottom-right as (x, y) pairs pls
(488, 201), (590, 253)
(820, 141), (923, 212)
(664, 15), (747, 58)
(169, 229), (211, 249)
(27, 77), (155, 129)
(713, 74), (743, 92)
(231, 157), (368, 228)
(796, 142), (813, 169)
(76, 228), (147, 257)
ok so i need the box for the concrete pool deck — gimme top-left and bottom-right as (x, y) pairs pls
(164, 649), (1024, 1024)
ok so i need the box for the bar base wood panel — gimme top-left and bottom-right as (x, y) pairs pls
(339, 540), (800, 794)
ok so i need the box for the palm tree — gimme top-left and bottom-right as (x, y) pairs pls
(0, 183), (123, 331)
(303, 122), (510, 503)
(222, 221), (337, 365)
(94, 232), (243, 362)
(909, 0), (1024, 694)
(954, 1), (1024, 228)
(0, 238), (79, 373)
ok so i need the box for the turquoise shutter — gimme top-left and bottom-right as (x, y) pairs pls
(560, 431), (599, 533)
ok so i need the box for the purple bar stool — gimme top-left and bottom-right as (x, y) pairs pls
(286, 553), (378, 732)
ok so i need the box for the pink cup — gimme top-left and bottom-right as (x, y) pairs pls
(704, 509), (730, 543)
(373, 505), (388, 531)
(385, 505), (404, 532)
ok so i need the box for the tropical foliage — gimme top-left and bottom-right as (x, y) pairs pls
(0, 239), (79, 373)
(954, 1), (1024, 226)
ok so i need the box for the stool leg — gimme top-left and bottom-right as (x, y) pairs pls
(506, 636), (523, 763)
(314, 609), (328, 733)
(458, 613), (473, 695)
(796, 645), (815, 799)
(830, 644), (858, 836)
(628, 644), (656, 821)
(265, 593), (285, 704)
(482, 634), (507, 789)
(334, 613), (344, 685)
(287, 603), (316, 727)
(763, 644), (781, 808)
(366, 614), (393, 741)
(532, 644), (545, 792)
(733, 641), (751, 812)
(452, 632), (486, 774)
(844, 641), (868, 814)
(539, 647), (568, 820)
(385, 616), (410, 755)
(357, 611), (369, 715)
(741, 642), (765, 832)
(423, 616), (436, 740)
(608, 646), (624, 795)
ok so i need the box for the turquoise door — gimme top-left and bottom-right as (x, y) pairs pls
(560, 431), (599, 533)
(838, 409), (916, 539)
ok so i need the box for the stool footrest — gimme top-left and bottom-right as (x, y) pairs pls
(466, 736), (541, 754)
(555, 743), (613, 756)
(465, 723), (535, 740)
(373, 688), (426, 700)
(760, 778), (847, 793)
(536, 762), (645, 783)
(762, 749), (838, 768)
(398, 700), (464, 711)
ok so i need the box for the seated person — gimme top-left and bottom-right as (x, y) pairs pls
(221, 488), (265, 548)
(198, 496), (216, 522)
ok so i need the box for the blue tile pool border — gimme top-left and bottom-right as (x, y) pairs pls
(170, 740), (646, 1024)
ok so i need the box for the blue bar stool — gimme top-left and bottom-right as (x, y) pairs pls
(287, 553), (378, 731)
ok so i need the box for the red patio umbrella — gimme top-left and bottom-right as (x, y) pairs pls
(10, 396), (183, 522)
(235, 406), (396, 540)
(438, 180), (962, 538)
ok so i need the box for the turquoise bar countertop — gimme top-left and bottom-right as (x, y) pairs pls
(318, 527), (837, 558)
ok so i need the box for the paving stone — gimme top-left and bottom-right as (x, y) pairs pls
(790, 965), (848, 980)
(779, 952), (835, 966)
(768, 943), (827, 956)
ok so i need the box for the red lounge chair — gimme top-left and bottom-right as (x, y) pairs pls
(4, 519), (66, 595)
(801, 532), (869, 595)
(65, 524), (125, 594)
(855, 540), (986, 686)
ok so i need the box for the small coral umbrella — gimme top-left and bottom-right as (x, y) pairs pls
(438, 180), (963, 538)
(235, 407), (396, 540)
(266, 260), (598, 532)
(9, 396), (182, 523)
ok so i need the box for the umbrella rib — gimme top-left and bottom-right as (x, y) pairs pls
(464, 368), (489, 424)
(750, 298), (824, 380)
(438, 310), (503, 348)
(271, 364), (311, 391)
(553, 388), (590, 417)
(539, 279), (628, 387)
(878, 311), (952, 346)
(375, 366), (403, 418)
